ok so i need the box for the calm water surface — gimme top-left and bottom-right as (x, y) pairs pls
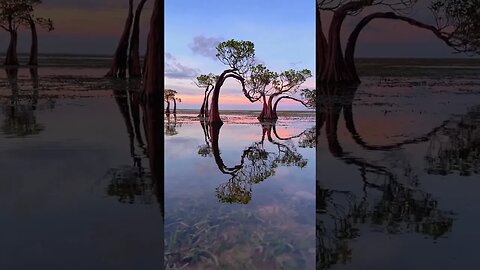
(164, 112), (316, 269)
(2, 57), (480, 270)
(318, 63), (480, 269)
(0, 65), (163, 270)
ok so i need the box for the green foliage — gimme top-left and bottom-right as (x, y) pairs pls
(164, 88), (177, 101)
(300, 88), (316, 108)
(273, 69), (312, 93)
(246, 64), (277, 100)
(216, 39), (255, 74)
(195, 73), (217, 88)
(430, 0), (480, 54)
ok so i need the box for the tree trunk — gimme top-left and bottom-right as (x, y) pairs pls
(5, 30), (18, 66)
(258, 95), (277, 120)
(28, 19), (38, 66)
(198, 86), (211, 117)
(345, 11), (455, 82)
(319, 1), (371, 83)
(320, 12), (351, 83)
(199, 92), (207, 117)
(208, 69), (244, 126)
(205, 87), (213, 117)
(129, 0), (147, 78)
(317, 7), (328, 77)
(106, 0), (134, 78)
(142, 0), (162, 101)
(273, 96), (309, 119)
(165, 100), (170, 114)
(258, 94), (268, 120)
(173, 98), (177, 114)
(209, 81), (223, 126)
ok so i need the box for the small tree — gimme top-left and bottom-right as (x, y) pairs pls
(195, 73), (217, 118)
(209, 39), (255, 126)
(164, 89), (177, 114)
(0, 0), (53, 66)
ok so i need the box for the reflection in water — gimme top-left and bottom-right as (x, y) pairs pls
(165, 117), (316, 269)
(317, 84), (456, 269)
(105, 81), (150, 204)
(426, 105), (480, 176)
(203, 120), (308, 204)
(104, 80), (164, 217)
(165, 113), (181, 136)
(1, 68), (48, 137)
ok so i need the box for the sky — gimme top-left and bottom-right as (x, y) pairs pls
(0, 1), (154, 55)
(165, 0), (316, 110)
(0, 0), (476, 110)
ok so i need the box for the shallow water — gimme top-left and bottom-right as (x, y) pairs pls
(1, 56), (480, 269)
(318, 69), (480, 269)
(164, 113), (316, 269)
(0, 66), (163, 270)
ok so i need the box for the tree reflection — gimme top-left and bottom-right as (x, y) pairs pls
(105, 80), (163, 216)
(106, 80), (151, 204)
(426, 105), (480, 176)
(202, 121), (310, 204)
(1, 67), (46, 137)
(165, 113), (181, 136)
(316, 84), (455, 269)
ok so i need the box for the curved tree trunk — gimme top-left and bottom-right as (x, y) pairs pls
(209, 69), (244, 126)
(320, 11), (352, 83)
(106, 0), (134, 78)
(319, 1), (371, 83)
(173, 98), (177, 114)
(142, 0), (162, 101)
(273, 96), (309, 119)
(28, 19), (38, 66)
(209, 81), (223, 126)
(5, 30), (18, 66)
(345, 12), (456, 82)
(129, 0), (147, 78)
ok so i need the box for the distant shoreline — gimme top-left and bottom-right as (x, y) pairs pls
(173, 109), (315, 114)
(0, 53), (478, 61)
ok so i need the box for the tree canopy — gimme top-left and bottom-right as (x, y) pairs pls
(216, 39), (255, 74)
(0, 0), (52, 32)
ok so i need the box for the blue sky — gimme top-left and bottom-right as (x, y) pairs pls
(165, 0), (316, 110)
